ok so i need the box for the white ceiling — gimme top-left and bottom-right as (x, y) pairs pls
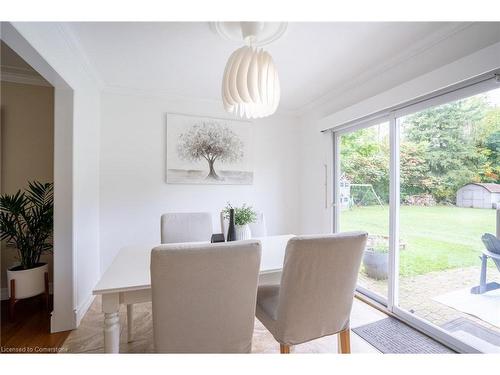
(68, 22), (500, 114)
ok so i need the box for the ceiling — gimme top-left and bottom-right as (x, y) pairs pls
(68, 22), (500, 114)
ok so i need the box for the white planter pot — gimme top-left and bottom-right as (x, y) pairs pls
(362, 251), (388, 280)
(7, 263), (48, 299)
(234, 224), (252, 241)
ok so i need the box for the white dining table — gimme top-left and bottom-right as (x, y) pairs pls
(93, 234), (294, 353)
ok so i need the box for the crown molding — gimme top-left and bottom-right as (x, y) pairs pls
(101, 84), (299, 118)
(1, 71), (52, 86)
(55, 22), (105, 89)
(99, 23), (475, 119)
(296, 22), (475, 118)
(56, 22), (476, 120)
(1, 64), (51, 86)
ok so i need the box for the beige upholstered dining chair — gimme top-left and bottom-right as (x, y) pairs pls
(249, 212), (267, 237)
(126, 212), (214, 345)
(151, 240), (262, 353)
(160, 212), (212, 244)
(255, 232), (368, 354)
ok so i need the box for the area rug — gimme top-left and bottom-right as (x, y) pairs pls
(352, 317), (454, 353)
(433, 287), (500, 328)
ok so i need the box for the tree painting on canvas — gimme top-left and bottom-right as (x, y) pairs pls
(166, 113), (253, 184)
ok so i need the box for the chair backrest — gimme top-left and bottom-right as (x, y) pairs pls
(482, 233), (500, 254)
(160, 212), (212, 244)
(482, 233), (500, 271)
(249, 212), (267, 237)
(151, 240), (262, 353)
(275, 232), (368, 344)
(220, 211), (267, 239)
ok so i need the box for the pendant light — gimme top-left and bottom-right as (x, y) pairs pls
(216, 22), (287, 119)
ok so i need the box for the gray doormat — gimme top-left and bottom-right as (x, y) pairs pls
(441, 318), (500, 347)
(353, 317), (455, 353)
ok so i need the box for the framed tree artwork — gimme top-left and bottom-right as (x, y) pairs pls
(166, 113), (254, 185)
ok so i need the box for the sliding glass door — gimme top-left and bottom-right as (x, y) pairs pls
(395, 86), (500, 353)
(333, 77), (500, 353)
(337, 121), (390, 303)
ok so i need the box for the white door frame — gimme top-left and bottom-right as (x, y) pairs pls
(1, 22), (76, 332)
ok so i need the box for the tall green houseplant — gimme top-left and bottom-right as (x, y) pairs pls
(0, 181), (54, 270)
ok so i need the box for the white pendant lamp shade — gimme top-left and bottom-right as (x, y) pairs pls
(222, 46), (280, 119)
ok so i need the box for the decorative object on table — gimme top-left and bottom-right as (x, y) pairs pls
(226, 208), (236, 242)
(166, 113), (253, 185)
(211, 233), (225, 243)
(212, 22), (286, 119)
(0, 181), (53, 319)
(362, 236), (389, 280)
(223, 203), (257, 241)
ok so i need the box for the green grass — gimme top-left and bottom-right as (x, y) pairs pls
(341, 205), (496, 276)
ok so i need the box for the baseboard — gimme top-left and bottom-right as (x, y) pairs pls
(50, 293), (94, 333)
(75, 293), (95, 327)
(1, 283), (54, 301)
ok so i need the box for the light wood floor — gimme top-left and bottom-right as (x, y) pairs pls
(1, 295), (70, 353)
(60, 297), (387, 353)
(1, 294), (388, 354)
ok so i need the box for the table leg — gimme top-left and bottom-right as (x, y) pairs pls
(127, 304), (133, 343)
(102, 293), (120, 353)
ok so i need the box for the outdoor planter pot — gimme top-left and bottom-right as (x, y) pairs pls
(7, 262), (49, 299)
(363, 249), (388, 280)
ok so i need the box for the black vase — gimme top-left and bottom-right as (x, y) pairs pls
(227, 208), (236, 242)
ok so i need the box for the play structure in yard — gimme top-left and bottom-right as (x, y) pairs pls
(339, 175), (384, 209)
(471, 208), (500, 294)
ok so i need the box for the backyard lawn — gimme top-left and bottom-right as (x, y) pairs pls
(341, 205), (496, 276)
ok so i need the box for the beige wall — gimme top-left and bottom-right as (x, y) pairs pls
(1, 81), (54, 291)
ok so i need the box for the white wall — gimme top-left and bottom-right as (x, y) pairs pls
(99, 92), (300, 271)
(298, 41), (500, 235)
(3, 22), (101, 330)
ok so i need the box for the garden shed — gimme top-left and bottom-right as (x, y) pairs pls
(456, 183), (500, 209)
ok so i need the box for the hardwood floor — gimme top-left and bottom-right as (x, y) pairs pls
(1, 295), (71, 353)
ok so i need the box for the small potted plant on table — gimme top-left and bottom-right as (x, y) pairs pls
(0, 181), (54, 318)
(223, 203), (257, 241)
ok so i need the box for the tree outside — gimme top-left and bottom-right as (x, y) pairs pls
(341, 92), (500, 205)
(340, 88), (500, 278)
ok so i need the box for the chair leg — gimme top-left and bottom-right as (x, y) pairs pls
(338, 328), (351, 354)
(280, 344), (291, 354)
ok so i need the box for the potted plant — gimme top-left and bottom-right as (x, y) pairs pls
(362, 237), (389, 280)
(223, 203), (257, 241)
(0, 182), (54, 305)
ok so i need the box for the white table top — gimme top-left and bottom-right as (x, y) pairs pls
(93, 234), (294, 295)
